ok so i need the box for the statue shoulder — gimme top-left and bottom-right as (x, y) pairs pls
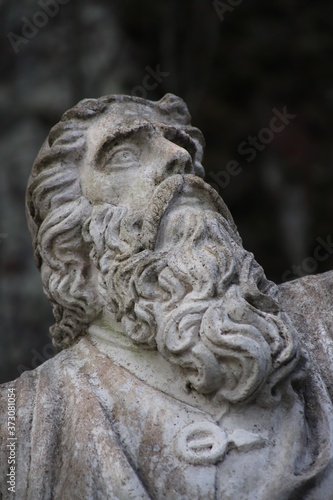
(278, 271), (333, 400)
(278, 270), (333, 322)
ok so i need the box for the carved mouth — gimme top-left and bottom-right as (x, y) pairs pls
(141, 174), (241, 249)
(167, 184), (217, 212)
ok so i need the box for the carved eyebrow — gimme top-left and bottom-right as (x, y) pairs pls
(95, 123), (154, 166)
(94, 123), (197, 167)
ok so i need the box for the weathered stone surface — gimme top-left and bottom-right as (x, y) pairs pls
(1, 94), (333, 499)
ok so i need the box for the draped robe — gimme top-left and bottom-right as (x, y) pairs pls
(1, 273), (333, 499)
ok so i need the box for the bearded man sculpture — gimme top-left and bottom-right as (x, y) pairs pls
(1, 94), (333, 499)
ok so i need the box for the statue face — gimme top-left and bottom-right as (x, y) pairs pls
(80, 109), (197, 212)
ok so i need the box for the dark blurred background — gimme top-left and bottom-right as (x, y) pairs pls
(1, 0), (333, 383)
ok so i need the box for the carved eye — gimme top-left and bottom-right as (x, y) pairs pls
(106, 146), (139, 168)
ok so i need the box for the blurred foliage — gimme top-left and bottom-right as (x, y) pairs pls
(1, 0), (333, 382)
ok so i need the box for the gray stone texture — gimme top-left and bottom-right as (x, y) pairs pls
(1, 94), (333, 498)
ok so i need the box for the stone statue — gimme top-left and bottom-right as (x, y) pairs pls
(1, 94), (333, 499)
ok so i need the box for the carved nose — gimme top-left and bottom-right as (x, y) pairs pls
(155, 143), (194, 184)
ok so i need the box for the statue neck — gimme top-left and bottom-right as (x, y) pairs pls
(88, 313), (228, 421)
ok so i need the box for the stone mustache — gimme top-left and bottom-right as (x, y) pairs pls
(1, 94), (333, 499)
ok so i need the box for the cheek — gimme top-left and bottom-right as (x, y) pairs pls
(81, 166), (156, 207)
(120, 174), (156, 204)
(80, 169), (116, 204)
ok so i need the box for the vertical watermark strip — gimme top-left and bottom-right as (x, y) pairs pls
(7, 388), (17, 494)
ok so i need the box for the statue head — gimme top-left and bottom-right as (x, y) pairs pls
(27, 93), (301, 405)
(27, 94), (207, 344)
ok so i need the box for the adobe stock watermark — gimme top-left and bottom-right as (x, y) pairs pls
(17, 342), (58, 375)
(281, 235), (333, 282)
(131, 65), (170, 99)
(208, 106), (297, 193)
(7, 0), (71, 54)
(7, 389), (16, 494)
(213, 0), (244, 22)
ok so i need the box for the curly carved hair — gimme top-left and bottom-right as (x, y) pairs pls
(26, 94), (205, 349)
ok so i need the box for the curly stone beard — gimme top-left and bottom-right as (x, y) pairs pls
(85, 175), (301, 405)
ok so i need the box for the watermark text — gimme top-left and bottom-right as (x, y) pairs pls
(131, 65), (170, 98)
(213, 0), (244, 22)
(281, 235), (333, 282)
(7, 388), (16, 494)
(7, 0), (71, 54)
(208, 106), (297, 192)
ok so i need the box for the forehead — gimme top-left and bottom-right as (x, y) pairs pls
(87, 101), (190, 145)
